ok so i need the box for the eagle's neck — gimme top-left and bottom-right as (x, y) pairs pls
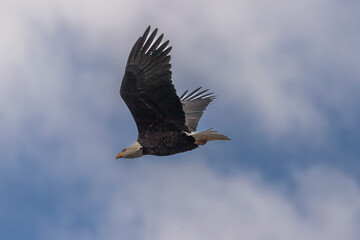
(124, 141), (143, 158)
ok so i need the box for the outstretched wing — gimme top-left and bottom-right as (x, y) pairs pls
(180, 87), (215, 132)
(120, 26), (188, 136)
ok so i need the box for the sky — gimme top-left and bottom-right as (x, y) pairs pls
(1, 0), (360, 239)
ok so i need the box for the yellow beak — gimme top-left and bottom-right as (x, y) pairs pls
(115, 151), (125, 159)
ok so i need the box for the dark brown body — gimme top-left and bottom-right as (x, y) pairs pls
(140, 130), (198, 156)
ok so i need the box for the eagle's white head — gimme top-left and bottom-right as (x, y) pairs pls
(116, 141), (143, 159)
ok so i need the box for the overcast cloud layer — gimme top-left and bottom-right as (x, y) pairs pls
(1, 0), (360, 239)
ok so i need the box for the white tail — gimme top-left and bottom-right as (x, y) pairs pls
(191, 128), (230, 145)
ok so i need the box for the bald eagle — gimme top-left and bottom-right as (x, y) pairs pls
(116, 26), (230, 159)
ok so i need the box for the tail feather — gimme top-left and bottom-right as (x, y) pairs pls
(191, 128), (230, 145)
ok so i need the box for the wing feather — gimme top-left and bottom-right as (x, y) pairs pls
(181, 88), (216, 132)
(120, 26), (188, 136)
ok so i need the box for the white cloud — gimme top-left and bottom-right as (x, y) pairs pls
(1, 0), (359, 141)
(1, 1), (359, 238)
(36, 160), (360, 240)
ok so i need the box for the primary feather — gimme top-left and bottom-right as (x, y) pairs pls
(180, 87), (215, 132)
